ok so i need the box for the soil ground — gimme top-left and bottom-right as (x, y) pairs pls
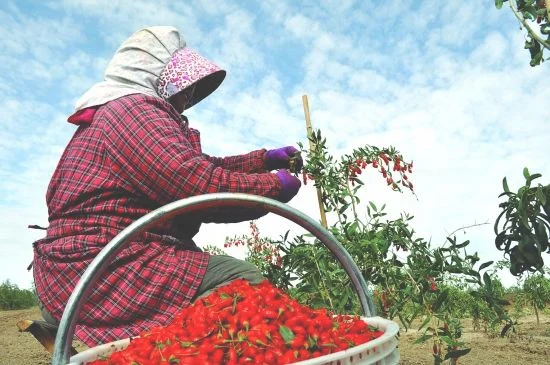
(1, 308), (549, 364)
(398, 314), (550, 365)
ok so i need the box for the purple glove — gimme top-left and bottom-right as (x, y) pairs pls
(276, 169), (301, 203)
(264, 146), (303, 171)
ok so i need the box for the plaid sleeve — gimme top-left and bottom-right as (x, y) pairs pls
(203, 149), (268, 173)
(99, 96), (282, 206)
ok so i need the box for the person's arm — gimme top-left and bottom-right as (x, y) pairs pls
(100, 96), (282, 208)
(204, 146), (304, 173)
(203, 150), (268, 173)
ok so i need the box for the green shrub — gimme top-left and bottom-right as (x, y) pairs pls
(0, 280), (38, 310)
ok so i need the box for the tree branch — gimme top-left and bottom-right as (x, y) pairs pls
(442, 221), (490, 246)
(510, 0), (550, 50)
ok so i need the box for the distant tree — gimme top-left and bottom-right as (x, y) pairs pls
(521, 273), (550, 324)
(495, 0), (550, 66)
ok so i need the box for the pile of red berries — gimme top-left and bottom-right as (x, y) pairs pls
(88, 279), (383, 365)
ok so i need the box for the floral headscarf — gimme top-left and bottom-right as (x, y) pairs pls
(74, 26), (225, 112)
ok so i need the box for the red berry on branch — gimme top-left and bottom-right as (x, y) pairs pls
(379, 153), (390, 165)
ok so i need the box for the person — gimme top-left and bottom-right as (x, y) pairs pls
(31, 26), (302, 347)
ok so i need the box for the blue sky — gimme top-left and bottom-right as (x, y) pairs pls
(1, 0), (548, 289)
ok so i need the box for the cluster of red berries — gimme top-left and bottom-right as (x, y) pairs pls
(346, 153), (414, 191)
(88, 279), (383, 365)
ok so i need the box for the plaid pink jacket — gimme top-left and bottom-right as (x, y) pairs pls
(33, 94), (281, 346)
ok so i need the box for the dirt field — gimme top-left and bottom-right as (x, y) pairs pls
(1, 308), (549, 364)
(398, 315), (550, 365)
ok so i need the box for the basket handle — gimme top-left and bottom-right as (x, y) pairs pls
(52, 193), (375, 364)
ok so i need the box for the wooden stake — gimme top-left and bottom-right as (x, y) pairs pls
(302, 95), (328, 228)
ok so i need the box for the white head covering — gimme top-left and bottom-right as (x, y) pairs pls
(75, 26), (203, 111)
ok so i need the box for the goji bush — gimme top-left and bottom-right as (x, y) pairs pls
(223, 221), (291, 290)
(516, 273), (550, 325)
(87, 279), (383, 365)
(222, 129), (509, 364)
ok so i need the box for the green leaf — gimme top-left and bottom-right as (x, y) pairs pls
(536, 186), (547, 205)
(438, 336), (455, 346)
(528, 173), (542, 183)
(530, 48), (543, 67)
(503, 177), (510, 193)
(479, 261), (494, 271)
(495, 0), (504, 9)
(397, 313), (409, 328)
(453, 240), (470, 249)
(338, 203), (349, 215)
(279, 325), (295, 344)
(369, 201), (377, 212)
(534, 219), (549, 249)
(444, 348), (471, 360)
(418, 315), (431, 331)
(337, 289), (351, 310)
(523, 167), (530, 180)
(432, 290), (449, 311)
(483, 272), (493, 289)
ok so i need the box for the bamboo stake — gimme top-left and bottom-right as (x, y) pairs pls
(302, 95), (328, 228)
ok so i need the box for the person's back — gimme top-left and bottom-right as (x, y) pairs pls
(32, 26), (302, 347)
(34, 94), (212, 345)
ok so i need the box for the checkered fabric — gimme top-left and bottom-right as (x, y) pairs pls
(33, 94), (281, 346)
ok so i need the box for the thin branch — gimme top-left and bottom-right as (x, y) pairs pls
(310, 245), (334, 309)
(346, 179), (359, 222)
(405, 269), (421, 294)
(510, 0), (550, 50)
(442, 221), (490, 246)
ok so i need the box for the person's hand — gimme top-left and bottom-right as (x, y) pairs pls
(275, 169), (301, 203)
(264, 146), (303, 171)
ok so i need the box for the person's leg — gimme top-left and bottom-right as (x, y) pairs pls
(38, 299), (59, 326)
(193, 255), (264, 299)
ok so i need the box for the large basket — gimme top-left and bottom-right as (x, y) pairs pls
(67, 316), (398, 365)
(51, 193), (399, 365)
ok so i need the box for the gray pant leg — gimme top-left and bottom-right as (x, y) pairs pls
(194, 255), (264, 299)
(38, 299), (59, 326)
